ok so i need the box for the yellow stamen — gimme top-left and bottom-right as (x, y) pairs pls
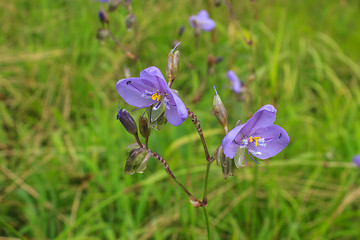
(249, 136), (253, 143)
(254, 137), (261, 147)
(152, 93), (161, 101)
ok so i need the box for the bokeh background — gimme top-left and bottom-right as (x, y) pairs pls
(1, 0), (360, 239)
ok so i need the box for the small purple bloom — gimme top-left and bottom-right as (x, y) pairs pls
(222, 105), (289, 162)
(189, 10), (215, 32)
(353, 155), (360, 168)
(227, 70), (241, 94)
(98, 0), (109, 2)
(116, 66), (188, 126)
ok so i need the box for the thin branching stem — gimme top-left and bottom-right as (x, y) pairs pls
(148, 149), (204, 207)
(187, 108), (211, 162)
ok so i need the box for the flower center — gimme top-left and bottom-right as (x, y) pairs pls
(241, 136), (266, 147)
(152, 93), (162, 101)
(249, 136), (261, 147)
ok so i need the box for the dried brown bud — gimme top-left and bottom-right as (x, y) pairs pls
(109, 0), (122, 12)
(117, 108), (138, 135)
(211, 86), (228, 131)
(166, 42), (181, 83)
(96, 28), (110, 43)
(125, 14), (136, 32)
(139, 115), (151, 139)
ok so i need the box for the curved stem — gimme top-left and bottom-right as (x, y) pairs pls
(149, 149), (204, 207)
(187, 108), (211, 162)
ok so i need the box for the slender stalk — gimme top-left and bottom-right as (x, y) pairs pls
(149, 149), (204, 207)
(108, 29), (138, 60)
(134, 133), (143, 148)
(202, 162), (212, 204)
(203, 207), (212, 240)
(187, 108), (211, 162)
(205, 0), (216, 43)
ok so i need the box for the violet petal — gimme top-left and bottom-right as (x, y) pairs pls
(227, 70), (241, 94)
(240, 104), (277, 137)
(116, 77), (158, 108)
(222, 124), (245, 159)
(164, 89), (188, 126)
(246, 124), (289, 159)
(140, 66), (167, 89)
(353, 154), (360, 168)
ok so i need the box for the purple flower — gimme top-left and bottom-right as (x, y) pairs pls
(99, 0), (109, 2)
(353, 155), (360, 168)
(222, 105), (289, 163)
(189, 10), (215, 32)
(116, 66), (188, 126)
(227, 70), (241, 94)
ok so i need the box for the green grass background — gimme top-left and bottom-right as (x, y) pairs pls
(1, 0), (360, 239)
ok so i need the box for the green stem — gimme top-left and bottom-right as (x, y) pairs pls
(202, 161), (212, 204)
(205, 0), (216, 43)
(203, 207), (212, 240)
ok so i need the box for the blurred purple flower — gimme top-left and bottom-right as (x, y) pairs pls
(116, 66), (188, 126)
(353, 154), (360, 168)
(189, 10), (215, 32)
(222, 105), (289, 162)
(227, 70), (241, 94)
(99, 0), (109, 2)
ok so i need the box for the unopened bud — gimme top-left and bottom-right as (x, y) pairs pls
(117, 108), (138, 135)
(96, 28), (110, 42)
(125, 14), (136, 32)
(139, 115), (151, 138)
(124, 148), (146, 175)
(166, 42), (181, 82)
(178, 26), (185, 37)
(214, 0), (222, 7)
(215, 145), (225, 167)
(98, 10), (109, 25)
(109, 0), (121, 12)
(211, 86), (228, 131)
(215, 57), (223, 64)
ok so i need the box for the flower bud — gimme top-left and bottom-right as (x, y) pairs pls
(214, 0), (222, 7)
(117, 108), (138, 135)
(178, 26), (185, 37)
(124, 148), (146, 175)
(98, 10), (109, 25)
(125, 14), (136, 32)
(139, 115), (151, 138)
(166, 43), (180, 82)
(108, 0), (121, 12)
(211, 86), (228, 131)
(96, 28), (110, 43)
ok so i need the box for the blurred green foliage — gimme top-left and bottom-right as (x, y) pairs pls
(1, 0), (360, 239)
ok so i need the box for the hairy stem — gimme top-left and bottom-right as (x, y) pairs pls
(187, 108), (211, 162)
(108, 29), (138, 60)
(149, 149), (204, 207)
